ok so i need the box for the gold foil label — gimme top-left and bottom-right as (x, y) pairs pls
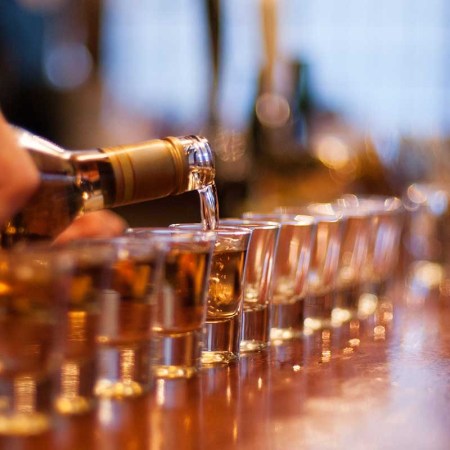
(101, 138), (189, 206)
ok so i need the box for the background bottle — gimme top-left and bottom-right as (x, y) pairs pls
(1, 128), (215, 247)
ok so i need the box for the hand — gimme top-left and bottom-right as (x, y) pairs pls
(54, 211), (128, 244)
(0, 113), (40, 225)
(0, 112), (127, 243)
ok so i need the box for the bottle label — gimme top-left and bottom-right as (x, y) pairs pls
(101, 138), (189, 206)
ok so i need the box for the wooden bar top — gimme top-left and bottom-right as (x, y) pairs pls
(2, 286), (450, 450)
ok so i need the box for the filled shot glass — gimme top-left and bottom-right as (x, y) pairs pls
(127, 228), (216, 378)
(0, 245), (73, 435)
(220, 219), (280, 352)
(172, 224), (251, 365)
(53, 240), (116, 415)
(243, 212), (316, 341)
(94, 237), (161, 399)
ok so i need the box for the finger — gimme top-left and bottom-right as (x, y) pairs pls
(53, 210), (128, 244)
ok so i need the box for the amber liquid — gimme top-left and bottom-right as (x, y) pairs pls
(56, 261), (110, 413)
(152, 247), (213, 377)
(153, 248), (212, 335)
(97, 258), (156, 346)
(201, 248), (246, 363)
(65, 262), (109, 357)
(207, 249), (247, 320)
(0, 312), (60, 379)
(0, 270), (66, 433)
(0, 275), (64, 378)
(95, 257), (156, 397)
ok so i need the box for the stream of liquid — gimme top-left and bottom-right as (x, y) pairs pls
(199, 183), (220, 231)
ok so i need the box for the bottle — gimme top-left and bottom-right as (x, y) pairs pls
(1, 128), (215, 247)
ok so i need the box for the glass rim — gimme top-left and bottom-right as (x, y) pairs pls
(302, 203), (344, 222)
(242, 211), (315, 226)
(218, 218), (280, 231)
(269, 206), (342, 223)
(63, 236), (160, 258)
(336, 194), (404, 215)
(0, 242), (75, 273)
(170, 223), (252, 237)
(404, 182), (448, 209)
(127, 226), (217, 243)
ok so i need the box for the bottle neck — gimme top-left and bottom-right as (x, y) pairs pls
(17, 127), (216, 210)
(174, 136), (215, 191)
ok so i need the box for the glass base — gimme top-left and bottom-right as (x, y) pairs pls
(333, 285), (361, 325)
(303, 292), (334, 332)
(240, 340), (268, 353)
(94, 379), (144, 399)
(95, 344), (152, 399)
(240, 305), (269, 353)
(152, 329), (202, 379)
(270, 300), (304, 340)
(270, 327), (302, 341)
(0, 412), (51, 436)
(153, 365), (197, 379)
(203, 315), (240, 365)
(55, 358), (97, 415)
(55, 395), (94, 415)
(303, 316), (332, 333)
(201, 351), (238, 366)
(331, 307), (354, 326)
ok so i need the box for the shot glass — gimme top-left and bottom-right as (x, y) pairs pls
(126, 228), (216, 378)
(0, 245), (73, 435)
(334, 195), (404, 330)
(339, 196), (404, 297)
(219, 219), (280, 352)
(242, 212), (316, 340)
(276, 205), (345, 332)
(53, 240), (116, 415)
(172, 224), (251, 365)
(403, 182), (449, 264)
(304, 205), (345, 332)
(403, 184), (450, 298)
(329, 202), (373, 325)
(94, 237), (161, 399)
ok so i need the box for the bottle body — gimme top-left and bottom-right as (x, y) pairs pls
(1, 129), (215, 247)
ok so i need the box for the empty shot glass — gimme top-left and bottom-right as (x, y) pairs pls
(127, 228), (216, 378)
(303, 205), (345, 333)
(172, 224), (251, 365)
(403, 183), (449, 264)
(0, 245), (73, 435)
(329, 202), (373, 325)
(402, 184), (450, 301)
(276, 205), (345, 333)
(337, 196), (404, 307)
(94, 237), (161, 399)
(242, 212), (316, 340)
(219, 219), (280, 352)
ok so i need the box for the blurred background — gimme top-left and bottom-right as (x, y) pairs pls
(1, 0), (450, 226)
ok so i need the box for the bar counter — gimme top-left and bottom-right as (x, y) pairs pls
(2, 286), (449, 450)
